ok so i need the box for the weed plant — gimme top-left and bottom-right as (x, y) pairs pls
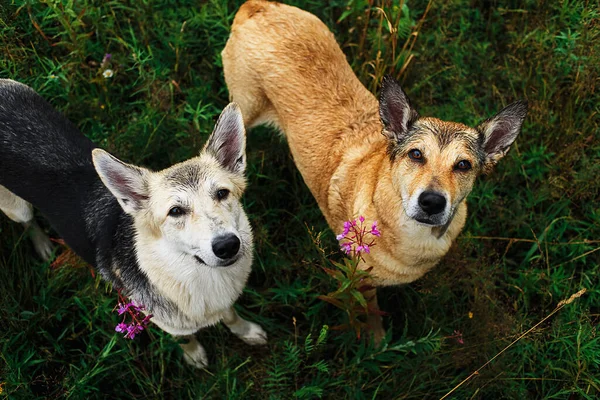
(0, 0), (598, 398)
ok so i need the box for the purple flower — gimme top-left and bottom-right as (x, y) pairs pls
(338, 220), (353, 240)
(114, 294), (151, 340)
(117, 302), (132, 315)
(362, 244), (370, 254)
(359, 216), (365, 223)
(370, 221), (381, 237)
(125, 324), (144, 339)
(341, 242), (352, 254)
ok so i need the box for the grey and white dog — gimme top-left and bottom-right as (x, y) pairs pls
(0, 79), (267, 368)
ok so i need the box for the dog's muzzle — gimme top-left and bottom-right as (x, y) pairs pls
(413, 191), (449, 226)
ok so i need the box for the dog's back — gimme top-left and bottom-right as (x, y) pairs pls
(222, 1), (382, 212)
(0, 79), (107, 263)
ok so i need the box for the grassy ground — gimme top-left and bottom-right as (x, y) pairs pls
(1, 0), (599, 398)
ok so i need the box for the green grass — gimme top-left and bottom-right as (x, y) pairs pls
(1, 0), (599, 398)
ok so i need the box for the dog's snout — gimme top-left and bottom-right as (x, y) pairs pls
(418, 191), (446, 215)
(212, 234), (241, 260)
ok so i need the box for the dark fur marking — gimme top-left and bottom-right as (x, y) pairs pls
(0, 80), (185, 326)
(165, 163), (207, 190)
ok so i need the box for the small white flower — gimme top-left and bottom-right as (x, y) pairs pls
(103, 69), (114, 78)
(49, 74), (57, 80)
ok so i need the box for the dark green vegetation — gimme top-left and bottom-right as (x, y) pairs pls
(1, 0), (599, 398)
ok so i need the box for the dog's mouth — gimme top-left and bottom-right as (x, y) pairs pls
(219, 257), (238, 267)
(194, 254), (239, 268)
(415, 218), (444, 227)
(194, 255), (206, 265)
(414, 217), (443, 226)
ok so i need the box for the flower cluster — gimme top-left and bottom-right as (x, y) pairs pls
(336, 216), (381, 258)
(114, 293), (152, 339)
(317, 216), (382, 338)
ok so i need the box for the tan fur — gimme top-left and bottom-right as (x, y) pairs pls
(222, 1), (523, 340)
(223, 1), (469, 285)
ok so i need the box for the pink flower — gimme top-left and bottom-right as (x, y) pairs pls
(453, 330), (464, 345)
(114, 294), (152, 340)
(342, 242), (352, 254)
(125, 324), (144, 339)
(337, 216), (380, 257)
(370, 221), (381, 237)
(141, 314), (153, 324)
(117, 302), (132, 315)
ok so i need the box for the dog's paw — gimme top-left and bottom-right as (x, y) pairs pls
(182, 343), (208, 369)
(30, 227), (53, 261)
(237, 321), (267, 346)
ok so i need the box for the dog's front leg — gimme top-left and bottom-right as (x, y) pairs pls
(222, 307), (267, 346)
(365, 288), (386, 346)
(179, 334), (208, 369)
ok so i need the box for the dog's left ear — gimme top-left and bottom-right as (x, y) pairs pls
(477, 101), (528, 172)
(204, 102), (246, 174)
(379, 75), (419, 143)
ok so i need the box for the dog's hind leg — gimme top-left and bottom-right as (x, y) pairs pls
(221, 25), (280, 130)
(0, 185), (53, 261)
(222, 307), (267, 346)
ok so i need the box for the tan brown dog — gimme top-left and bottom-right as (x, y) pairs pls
(222, 0), (527, 341)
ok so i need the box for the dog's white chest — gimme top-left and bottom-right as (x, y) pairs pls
(134, 247), (252, 336)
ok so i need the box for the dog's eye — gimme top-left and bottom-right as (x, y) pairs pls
(168, 206), (186, 217)
(408, 149), (423, 161)
(455, 160), (472, 171)
(216, 189), (229, 201)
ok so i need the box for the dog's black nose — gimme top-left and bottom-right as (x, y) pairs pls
(418, 191), (447, 215)
(212, 234), (241, 260)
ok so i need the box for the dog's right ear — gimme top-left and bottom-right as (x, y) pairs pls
(379, 75), (419, 142)
(204, 102), (246, 175)
(92, 149), (151, 215)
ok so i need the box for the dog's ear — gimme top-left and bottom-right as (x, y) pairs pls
(204, 102), (246, 175)
(92, 149), (151, 215)
(379, 75), (419, 142)
(477, 101), (528, 172)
